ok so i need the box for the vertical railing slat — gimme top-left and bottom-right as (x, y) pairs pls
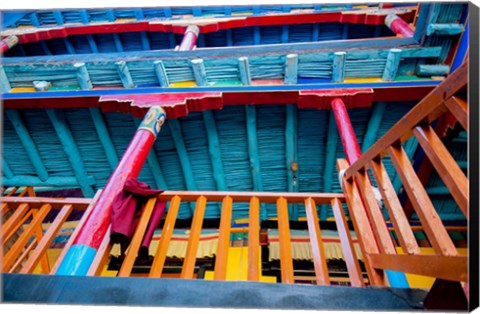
(214, 196), (233, 280)
(413, 125), (469, 218)
(368, 159), (420, 255)
(150, 195), (182, 278)
(388, 145), (458, 256)
(277, 197), (294, 284)
(304, 197), (330, 285)
(247, 196), (260, 281)
(118, 197), (158, 277)
(2, 204), (52, 271)
(331, 198), (364, 287)
(180, 196), (207, 279)
(20, 204), (74, 273)
(1, 203), (30, 240)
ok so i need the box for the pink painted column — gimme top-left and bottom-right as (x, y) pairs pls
(331, 98), (362, 164)
(56, 106), (166, 275)
(385, 13), (414, 38)
(177, 25), (200, 51)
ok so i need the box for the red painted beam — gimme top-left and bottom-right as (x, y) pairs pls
(177, 25), (200, 51)
(0, 35), (19, 53)
(385, 13), (414, 38)
(331, 98), (362, 163)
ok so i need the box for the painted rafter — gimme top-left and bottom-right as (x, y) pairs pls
(2, 159), (14, 179)
(285, 104), (299, 221)
(245, 105), (267, 221)
(361, 102), (387, 153)
(88, 107), (119, 171)
(133, 117), (169, 190)
(202, 110), (228, 191)
(320, 110), (339, 221)
(46, 108), (95, 197)
(5, 109), (49, 182)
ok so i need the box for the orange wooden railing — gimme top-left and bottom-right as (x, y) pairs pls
(1, 190), (101, 274)
(336, 62), (468, 287)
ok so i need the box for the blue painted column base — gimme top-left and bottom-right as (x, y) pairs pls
(56, 244), (97, 276)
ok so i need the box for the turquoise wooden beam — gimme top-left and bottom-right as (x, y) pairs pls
(382, 48), (402, 81)
(238, 57), (252, 85)
(46, 109), (95, 197)
(2, 159), (14, 179)
(115, 61), (135, 88)
(332, 52), (346, 83)
(281, 25), (289, 43)
(416, 64), (450, 77)
(6, 109), (49, 182)
(0, 65), (12, 93)
(3, 175), (95, 187)
(133, 118), (169, 190)
(285, 104), (299, 220)
(457, 161), (468, 170)
(361, 102), (387, 153)
(169, 119), (197, 215)
(427, 23), (464, 36)
(191, 59), (208, 87)
(312, 24), (319, 41)
(88, 107), (119, 171)
(74, 63), (93, 90)
(284, 54), (298, 84)
(321, 110), (339, 220)
(425, 186), (450, 195)
(245, 105), (267, 221)
(154, 60), (170, 87)
(202, 110), (228, 191)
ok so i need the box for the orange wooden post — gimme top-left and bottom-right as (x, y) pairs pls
(368, 158), (420, 255)
(50, 190), (102, 274)
(20, 204), (74, 273)
(1, 203), (30, 240)
(87, 226), (113, 276)
(277, 197), (294, 284)
(118, 197), (158, 277)
(445, 96), (468, 131)
(354, 169), (397, 254)
(304, 197), (330, 285)
(3, 210), (34, 246)
(149, 195), (182, 278)
(214, 196), (233, 280)
(331, 198), (364, 287)
(247, 196), (260, 281)
(388, 145), (458, 256)
(1, 203), (10, 216)
(32, 211), (52, 273)
(9, 239), (37, 272)
(180, 196), (207, 279)
(413, 124), (469, 218)
(337, 159), (385, 286)
(2, 204), (51, 271)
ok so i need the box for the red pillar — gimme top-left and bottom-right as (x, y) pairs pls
(56, 106), (166, 275)
(385, 13), (414, 38)
(0, 35), (19, 53)
(177, 25), (200, 51)
(331, 98), (362, 164)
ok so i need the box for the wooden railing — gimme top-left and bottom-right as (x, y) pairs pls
(1, 190), (101, 274)
(336, 62), (468, 287)
(86, 190), (369, 286)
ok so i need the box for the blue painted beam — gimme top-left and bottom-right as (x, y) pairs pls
(342, 24), (349, 39)
(168, 119), (197, 215)
(284, 54), (298, 84)
(2, 175), (96, 187)
(285, 104), (299, 220)
(190, 59), (208, 87)
(133, 118), (168, 190)
(382, 49), (402, 81)
(416, 64), (450, 77)
(163, 7), (172, 18)
(74, 63), (93, 90)
(88, 107), (119, 171)
(115, 61), (135, 88)
(154, 60), (170, 87)
(5, 109), (49, 182)
(2, 159), (14, 179)
(2, 80), (441, 100)
(361, 102), (387, 153)
(238, 57), (252, 85)
(86, 35), (99, 53)
(281, 25), (289, 44)
(427, 23), (464, 36)
(53, 10), (64, 25)
(253, 26), (261, 45)
(321, 110), (339, 220)
(450, 19), (469, 73)
(312, 23), (319, 41)
(202, 110), (228, 191)
(0, 65), (12, 93)
(46, 109), (95, 197)
(226, 29), (233, 46)
(245, 105), (267, 221)
(332, 51), (346, 83)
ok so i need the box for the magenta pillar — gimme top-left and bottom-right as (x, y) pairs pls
(56, 106), (166, 275)
(385, 13), (414, 38)
(177, 25), (200, 51)
(331, 98), (362, 164)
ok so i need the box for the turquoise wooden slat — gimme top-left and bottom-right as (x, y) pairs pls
(321, 110), (339, 220)
(203, 110), (228, 191)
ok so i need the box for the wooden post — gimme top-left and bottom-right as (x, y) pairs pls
(238, 57), (252, 85)
(382, 49), (402, 81)
(332, 52), (346, 83)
